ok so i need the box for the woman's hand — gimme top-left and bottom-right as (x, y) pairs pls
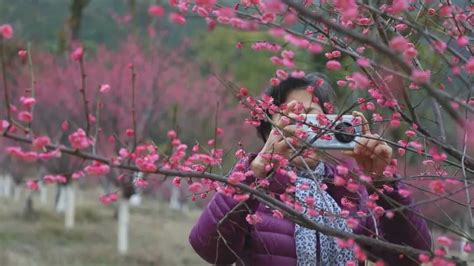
(251, 101), (303, 178)
(343, 111), (393, 177)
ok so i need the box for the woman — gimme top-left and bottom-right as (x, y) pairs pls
(189, 73), (431, 265)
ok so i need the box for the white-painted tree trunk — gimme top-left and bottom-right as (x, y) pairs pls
(4, 175), (12, 198)
(129, 194), (142, 206)
(39, 182), (47, 205)
(13, 184), (22, 202)
(0, 175), (5, 197)
(64, 184), (75, 229)
(169, 186), (181, 210)
(56, 186), (66, 213)
(117, 199), (130, 255)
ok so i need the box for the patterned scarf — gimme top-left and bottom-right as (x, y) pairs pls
(294, 162), (355, 265)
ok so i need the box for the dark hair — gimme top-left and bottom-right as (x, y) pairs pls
(256, 72), (335, 142)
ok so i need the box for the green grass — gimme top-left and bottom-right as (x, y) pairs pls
(0, 187), (206, 266)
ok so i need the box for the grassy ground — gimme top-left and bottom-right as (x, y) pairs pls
(0, 187), (206, 266)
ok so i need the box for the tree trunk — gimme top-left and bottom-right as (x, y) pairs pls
(65, 184), (75, 229)
(39, 181), (47, 205)
(117, 199), (130, 255)
(169, 186), (181, 210)
(0, 175), (6, 197)
(129, 193), (142, 206)
(22, 192), (36, 220)
(13, 183), (22, 202)
(56, 185), (66, 213)
(4, 175), (12, 198)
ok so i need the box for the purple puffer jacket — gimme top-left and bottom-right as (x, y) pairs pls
(189, 154), (431, 265)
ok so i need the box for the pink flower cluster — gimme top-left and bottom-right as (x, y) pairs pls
(43, 174), (67, 184)
(134, 144), (159, 172)
(84, 161), (111, 176)
(68, 128), (93, 150)
(99, 192), (118, 205)
(0, 24), (13, 39)
(26, 180), (39, 191)
(6, 146), (38, 162)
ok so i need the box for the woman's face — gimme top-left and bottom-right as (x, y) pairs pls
(272, 89), (325, 169)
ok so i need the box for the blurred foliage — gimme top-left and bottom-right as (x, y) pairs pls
(0, 0), (206, 52)
(193, 27), (361, 106)
(193, 27), (279, 93)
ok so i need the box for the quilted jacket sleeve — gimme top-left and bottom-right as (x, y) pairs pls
(325, 164), (431, 265)
(188, 155), (260, 264)
(364, 181), (432, 265)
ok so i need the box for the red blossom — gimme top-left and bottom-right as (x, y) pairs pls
(148, 5), (165, 17)
(0, 24), (13, 39)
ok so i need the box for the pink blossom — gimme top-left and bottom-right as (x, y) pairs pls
(26, 180), (39, 191)
(148, 5), (165, 16)
(100, 84), (111, 93)
(418, 253), (430, 263)
(326, 60), (341, 71)
(372, 113), (383, 122)
(20, 97), (36, 108)
(167, 130), (177, 139)
(395, 23), (407, 31)
(388, 0), (408, 13)
(405, 130), (416, 138)
(260, 13), (276, 24)
(233, 194), (250, 202)
(436, 235), (453, 247)
(188, 182), (203, 193)
(84, 161), (110, 176)
(135, 178), (148, 188)
(356, 57), (370, 67)
(72, 171), (84, 180)
(2, 120), (9, 129)
(61, 120), (69, 131)
(276, 69), (288, 80)
(411, 69), (431, 84)
(125, 128), (134, 137)
(32, 136), (51, 150)
(169, 12), (186, 25)
(263, 0), (286, 13)
(334, 175), (346, 186)
(246, 213), (263, 225)
(18, 111), (33, 122)
(99, 192), (118, 205)
(465, 57), (474, 75)
(291, 70), (305, 78)
(172, 177), (181, 187)
(43, 175), (67, 184)
(39, 149), (61, 160)
(389, 36), (409, 51)
(336, 165), (349, 176)
(70, 47), (84, 61)
(432, 40), (447, 53)
(398, 188), (411, 198)
(373, 206), (384, 217)
(457, 36), (469, 47)
(463, 242), (472, 253)
(6, 146), (22, 157)
(352, 72), (370, 89)
(429, 180), (445, 194)
(68, 128), (92, 149)
(228, 171), (246, 185)
(429, 147), (447, 161)
(0, 24), (13, 39)
(270, 77), (280, 86)
(272, 210), (284, 219)
(346, 217), (359, 229)
(308, 43), (322, 53)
